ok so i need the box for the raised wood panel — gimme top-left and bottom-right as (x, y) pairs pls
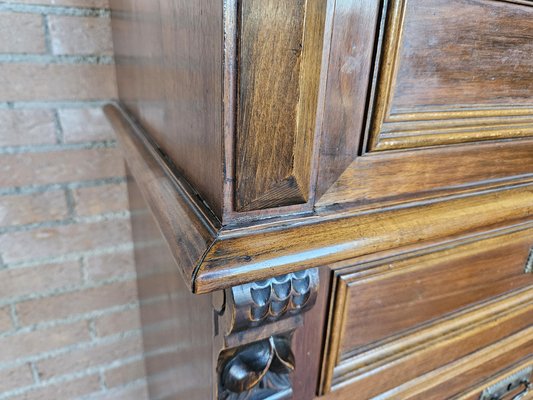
(235, 0), (326, 211)
(333, 227), (533, 356)
(315, 0), (381, 198)
(321, 287), (533, 396)
(367, 0), (533, 151)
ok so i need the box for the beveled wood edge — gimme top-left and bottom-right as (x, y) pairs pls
(104, 103), (220, 291)
(220, 0), (315, 222)
(106, 102), (533, 295)
(454, 357), (533, 400)
(196, 184), (533, 293)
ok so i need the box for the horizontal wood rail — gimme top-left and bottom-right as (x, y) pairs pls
(106, 103), (533, 294)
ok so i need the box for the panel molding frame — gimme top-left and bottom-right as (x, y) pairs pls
(321, 283), (533, 395)
(366, 0), (533, 152)
(319, 222), (533, 394)
(234, 0), (327, 212)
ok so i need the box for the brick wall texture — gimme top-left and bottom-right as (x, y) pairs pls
(0, 1), (149, 399)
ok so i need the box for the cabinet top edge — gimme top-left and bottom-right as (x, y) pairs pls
(106, 103), (533, 294)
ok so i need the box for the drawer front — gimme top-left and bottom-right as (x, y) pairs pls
(321, 225), (533, 397)
(316, 0), (533, 211)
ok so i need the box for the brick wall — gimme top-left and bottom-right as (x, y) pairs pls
(0, 1), (148, 399)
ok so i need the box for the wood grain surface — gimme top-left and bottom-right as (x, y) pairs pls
(322, 288), (533, 396)
(366, 0), (533, 151)
(104, 104), (218, 290)
(109, 0), (224, 216)
(334, 227), (533, 355)
(316, 0), (381, 198)
(235, 0), (326, 211)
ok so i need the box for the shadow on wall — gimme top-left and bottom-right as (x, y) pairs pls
(127, 174), (214, 400)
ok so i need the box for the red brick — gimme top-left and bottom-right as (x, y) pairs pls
(49, 15), (112, 55)
(0, 321), (90, 363)
(0, 261), (80, 300)
(59, 108), (115, 143)
(84, 381), (148, 400)
(0, 191), (68, 227)
(0, 364), (34, 394)
(17, 280), (138, 325)
(73, 183), (129, 217)
(11, 375), (101, 400)
(85, 249), (135, 282)
(0, 64), (117, 101)
(0, 109), (56, 147)
(0, 219), (132, 264)
(0, 148), (124, 188)
(93, 307), (141, 337)
(104, 359), (145, 388)
(36, 334), (143, 380)
(2, 0), (109, 7)
(0, 12), (45, 54)
(0, 306), (12, 333)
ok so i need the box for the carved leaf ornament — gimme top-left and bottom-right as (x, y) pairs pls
(222, 336), (295, 394)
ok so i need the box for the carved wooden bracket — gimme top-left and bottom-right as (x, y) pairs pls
(215, 268), (319, 399)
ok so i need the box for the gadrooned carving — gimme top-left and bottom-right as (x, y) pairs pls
(229, 268), (319, 333)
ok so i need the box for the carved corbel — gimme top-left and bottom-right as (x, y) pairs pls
(213, 268), (319, 399)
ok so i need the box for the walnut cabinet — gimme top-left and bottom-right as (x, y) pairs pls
(106, 0), (533, 399)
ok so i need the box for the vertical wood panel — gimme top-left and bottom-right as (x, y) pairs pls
(109, 0), (224, 217)
(316, 0), (381, 198)
(235, 0), (326, 211)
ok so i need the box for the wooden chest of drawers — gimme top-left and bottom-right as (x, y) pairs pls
(106, 0), (533, 398)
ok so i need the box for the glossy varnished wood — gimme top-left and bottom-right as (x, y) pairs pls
(197, 185), (533, 293)
(322, 288), (533, 397)
(235, 0), (326, 211)
(317, 139), (533, 210)
(343, 332), (533, 400)
(104, 104), (218, 290)
(109, 0), (224, 216)
(367, 0), (533, 151)
(315, 0), (533, 207)
(107, 0), (533, 398)
(106, 104), (533, 295)
(316, 0), (381, 198)
(333, 226), (533, 355)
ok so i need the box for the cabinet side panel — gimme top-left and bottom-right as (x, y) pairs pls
(127, 170), (213, 399)
(109, 0), (224, 217)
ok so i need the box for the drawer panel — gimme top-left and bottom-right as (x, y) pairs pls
(321, 225), (533, 396)
(377, 332), (533, 400)
(339, 228), (533, 353)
